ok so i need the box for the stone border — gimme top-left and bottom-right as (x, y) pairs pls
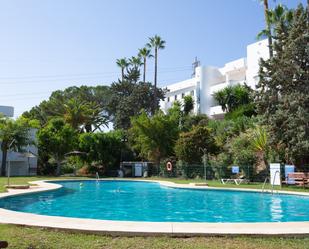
(1, 179), (309, 236)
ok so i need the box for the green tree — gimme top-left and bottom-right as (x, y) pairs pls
(108, 80), (164, 130)
(261, 0), (274, 58)
(129, 111), (179, 169)
(0, 117), (33, 176)
(256, 5), (309, 166)
(147, 35), (166, 112)
(129, 56), (143, 71)
(37, 118), (78, 175)
(138, 47), (153, 82)
(79, 130), (123, 174)
(250, 126), (269, 173)
(116, 58), (129, 81)
(258, 3), (294, 56)
(175, 125), (218, 164)
(183, 95), (194, 115)
(23, 86), (111, 131)
(213, 84), (254, 114)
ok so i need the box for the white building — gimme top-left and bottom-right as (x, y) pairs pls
(160, 39), (269, 118)
(0, 106), (38, 176)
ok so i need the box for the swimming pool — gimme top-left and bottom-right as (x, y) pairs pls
(1, 180), (309, 223)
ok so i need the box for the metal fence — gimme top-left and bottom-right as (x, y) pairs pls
(150, 162), (309, 183)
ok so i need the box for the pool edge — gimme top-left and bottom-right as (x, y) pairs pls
(1, 179), (309, 236)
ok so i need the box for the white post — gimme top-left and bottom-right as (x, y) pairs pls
(7, 155), (10, 186)
(270, 163), (281, 186)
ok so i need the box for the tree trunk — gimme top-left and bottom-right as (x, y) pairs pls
(56, 158), (61, 176)
(153, 48), (158, 114)
(1, 149), (7, 176)
(121, 68), (124, 82)
(263, 0), (273, 58)
(255, 151), (267, 174)
(85, 123), (92, 133)
(307, 0), (309, 24)
(143, 57), (146, 82)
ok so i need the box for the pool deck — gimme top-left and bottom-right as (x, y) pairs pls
(1, 179), (309, 236)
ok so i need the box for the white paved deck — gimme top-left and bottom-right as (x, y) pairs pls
(1, 179), (309, 236)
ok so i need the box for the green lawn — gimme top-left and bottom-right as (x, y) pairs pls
(0, 176), (90, 193)
(0, 224), (309, 249)
(148, 177), (309, 193)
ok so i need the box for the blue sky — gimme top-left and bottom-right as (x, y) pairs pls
(0, 0), (306, 117)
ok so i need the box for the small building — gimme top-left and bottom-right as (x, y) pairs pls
(119, 162), (153, 177)
(0, 105), (38, 176)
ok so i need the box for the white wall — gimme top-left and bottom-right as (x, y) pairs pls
(246, 39), (269, 89)
(0, 106), (14, 117)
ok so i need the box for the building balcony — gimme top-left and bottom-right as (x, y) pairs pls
(210, 105), (225, 119)
(210, 82), (229, 95)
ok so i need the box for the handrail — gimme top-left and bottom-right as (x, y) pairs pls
(262, 177), (268, 193)
(271, 170), (280, 195)
(96, 172), (100, 183)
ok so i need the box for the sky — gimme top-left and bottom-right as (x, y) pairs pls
(0, 0), (306, 117)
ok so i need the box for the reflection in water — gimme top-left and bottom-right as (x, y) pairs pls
(270, 196), (283, 221)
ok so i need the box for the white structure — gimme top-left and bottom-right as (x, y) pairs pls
(160, 39), (269, 118)
(0, 106), (38, 176)
(0, 105), (14, 117)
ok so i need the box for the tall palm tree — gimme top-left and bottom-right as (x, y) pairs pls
(262, 0), (273, 58)
(116, 58), (129, 81)
(138, 47), (153, 82)
(129, 56), (143, 70)
(147, 35), (166, 112)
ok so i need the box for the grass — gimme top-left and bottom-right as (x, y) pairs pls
(1, 224), (309, 249)
(0, 176), (309, 248)
(0, 176), (89, 193)
(148, 177), (309, 193)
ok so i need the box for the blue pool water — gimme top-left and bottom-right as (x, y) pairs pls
(1, 180), (309, 222)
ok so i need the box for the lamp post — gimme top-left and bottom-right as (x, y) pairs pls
(7, 139), (16, 187)
(22, 150), (36, 176)
(199, 148), (208, 183)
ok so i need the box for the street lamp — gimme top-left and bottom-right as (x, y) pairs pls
(7, 139), (16, 187)
(199, 148), (208, 184)
(22, 150), (37, 176)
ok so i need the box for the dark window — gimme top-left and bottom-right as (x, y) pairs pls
(182, 93), (185, 98)
(190, 90), (194, 96)
(167, 97), (170, 102)
(175, 95), (177, 100)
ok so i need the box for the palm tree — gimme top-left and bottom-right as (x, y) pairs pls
(0, 117), (32, 176)
(261, 0), (273, 58)
(147, 35), (166, 112)
(129, 56), (143, 70)
(116, 58), (129, 81)
(258, 2), (295, 58)
(138, 47), (153, 82)
(250, 126), (269, 173)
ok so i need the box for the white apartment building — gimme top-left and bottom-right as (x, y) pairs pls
(0, 105), (38, 176)
(160, 39), (269, 118)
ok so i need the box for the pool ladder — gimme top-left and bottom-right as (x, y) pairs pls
(96, 172), (100, 183)
(262, 171), (280, 195)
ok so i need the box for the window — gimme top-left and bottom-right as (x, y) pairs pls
(181, 93), (185, 98)
(175, 95), (177, 100)
(190, 90), (194, 96)
(167, 97), (170, 102)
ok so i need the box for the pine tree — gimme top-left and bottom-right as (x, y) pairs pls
(256, 5), (309, 166)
